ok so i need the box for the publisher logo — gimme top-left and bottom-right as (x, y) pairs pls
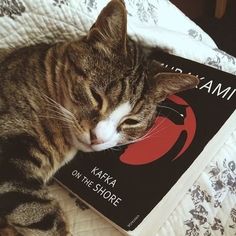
(120, 95), (196, 165)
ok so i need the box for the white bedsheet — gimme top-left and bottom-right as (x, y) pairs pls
(0, 0), (235, 235)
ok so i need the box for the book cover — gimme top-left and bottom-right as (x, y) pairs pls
(55, 53), (236, 235)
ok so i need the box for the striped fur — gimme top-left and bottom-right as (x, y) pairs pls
(0, 1), (198, 235)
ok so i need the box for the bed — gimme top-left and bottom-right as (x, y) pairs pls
(0, 1), (235, 235)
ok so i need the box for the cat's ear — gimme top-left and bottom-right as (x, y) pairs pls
(148, 62), (199, 102)
(87, 0), (127, 54)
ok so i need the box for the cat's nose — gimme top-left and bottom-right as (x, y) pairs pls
(90, 130), (103, 145)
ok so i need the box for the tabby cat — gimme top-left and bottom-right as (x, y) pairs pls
(0, 0), (198, 235)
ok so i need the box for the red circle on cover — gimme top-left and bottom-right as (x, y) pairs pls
(120, 95), (196, 165)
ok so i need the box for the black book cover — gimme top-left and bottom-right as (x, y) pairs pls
(55, 53), (236, 232)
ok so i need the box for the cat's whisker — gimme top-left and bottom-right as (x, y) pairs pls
(153, 124), (173, 136)
(44, 112), (75, 124)
(38, 115), (75, 126)
(131, 123), (174, 144)
(38, 109), (75, 122)
(139, 122), (161, 140)
(137, 109), (164, 140)
(144, 123), (160, 136)
(154, 107), (175, 132)
(44, 108), (75, 124)
(116, 126), (158, 147)
(131, 134), (155, 143)
(42, 94), (78, 126)
(114, 123), (171, 148)
(153, 114), (171, 131)
(42, 94), (76, 118)
(138, 123), (173, 141)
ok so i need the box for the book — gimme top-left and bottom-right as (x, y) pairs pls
(55, 52), (236, 236)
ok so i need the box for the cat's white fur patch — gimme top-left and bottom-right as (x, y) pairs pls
(92, 102), (131, 151)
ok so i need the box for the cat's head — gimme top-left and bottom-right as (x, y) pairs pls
(59, 0), (198, 152)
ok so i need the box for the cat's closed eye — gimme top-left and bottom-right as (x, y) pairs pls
(120, 117), (140, 126)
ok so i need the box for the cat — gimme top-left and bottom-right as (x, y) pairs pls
(0, 0), (199, 235)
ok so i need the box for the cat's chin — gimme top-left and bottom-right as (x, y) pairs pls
(91, 143), (115, 152)
(77, 143), (117, 153)
(76, 140), (116, 153)
(91, 134), (122, 152)
(78, 141), (120, 153)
